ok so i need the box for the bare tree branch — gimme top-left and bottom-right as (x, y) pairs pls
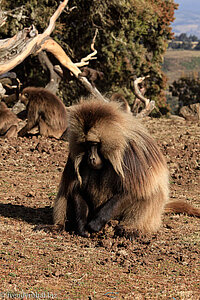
(132, 77), (155, 118)
(0, 1), (106, 102)
(38, 38), (81, 77)
(0, 5), (25, 27)
(38, 38), (106, 102)
(133, 77), (150, 106)
(0, 83), (6, 99)
(0, 10), (7, 27)
(0, 0), (69, 74)
(38, 51), (62, 94)
(75, 29), (98, 67)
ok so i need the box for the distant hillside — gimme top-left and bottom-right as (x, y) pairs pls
(162, 50), (200, 85)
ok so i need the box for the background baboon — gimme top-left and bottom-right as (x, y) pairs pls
(0, 102), (19, 138)
(18, 87), (68, 139)
(110, 93), (131, 113)
(53, 98), (200, 238)
(79, 67), (104, 86)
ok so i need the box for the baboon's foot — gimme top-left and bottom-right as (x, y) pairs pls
(115, 224), (156, 243)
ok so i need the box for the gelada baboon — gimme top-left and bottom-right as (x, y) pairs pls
(53, 98), (200, 238)
(79, 67), (104, 87)
(110, 93), (131, 113)
(18, 87), (68, 139)
(0, 102), (19, 138)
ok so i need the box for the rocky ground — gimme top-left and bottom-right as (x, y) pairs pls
(0, 117), (199, 299)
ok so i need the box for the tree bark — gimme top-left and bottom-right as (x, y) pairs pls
(38, 51), (62, 94)
(0, 0), (106, 102)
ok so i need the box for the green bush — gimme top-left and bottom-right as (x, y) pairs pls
(0, 0), (177, 112)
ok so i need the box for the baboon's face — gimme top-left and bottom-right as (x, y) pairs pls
(86, 142), (103, 170)
(19, 91), (30, 106)
(0, 102), (7, 111)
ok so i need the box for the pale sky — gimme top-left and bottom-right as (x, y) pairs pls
(175, 0), (200, 13)
(173, 0), (200, 37)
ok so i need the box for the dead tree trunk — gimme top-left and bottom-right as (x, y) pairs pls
(132, 77), (155, 118)
(0, 0), (106, 102)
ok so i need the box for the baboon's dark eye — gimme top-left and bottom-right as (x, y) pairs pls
(24, 93), (29, 97)
(87, 141), (98, 148)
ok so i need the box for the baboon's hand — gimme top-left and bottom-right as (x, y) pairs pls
(87, 215), (107, 233)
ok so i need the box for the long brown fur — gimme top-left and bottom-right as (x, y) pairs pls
(0, 102), (19, 138)
(53, 97), (199, 237)
(18, 87), (68, 139)
(165, 201), (200, 217)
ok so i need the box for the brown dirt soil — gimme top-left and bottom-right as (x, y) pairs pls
(0, 118), (199, 300)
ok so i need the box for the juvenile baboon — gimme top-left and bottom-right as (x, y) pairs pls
(78, 67), (104, 86)
(53, 98), (200, 238)
(18, 87), (68, 139)
(0, 102), (19, 138)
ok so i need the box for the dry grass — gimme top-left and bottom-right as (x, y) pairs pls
(163, 50), (200, 84)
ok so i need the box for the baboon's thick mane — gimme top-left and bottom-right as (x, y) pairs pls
(70, 99), (122, 134)
(68, 98), (166, 182)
